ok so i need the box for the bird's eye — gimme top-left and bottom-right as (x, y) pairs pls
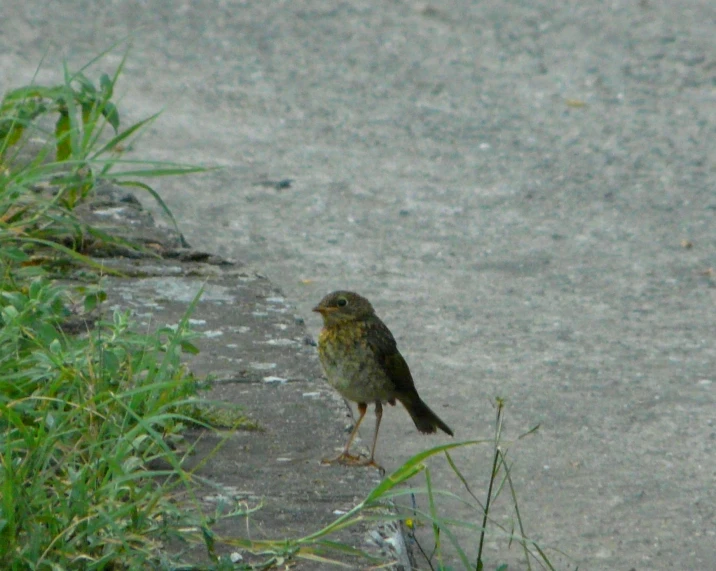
(336, 297), (348, 307)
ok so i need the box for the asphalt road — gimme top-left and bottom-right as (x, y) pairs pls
(2, 1), (715, 569)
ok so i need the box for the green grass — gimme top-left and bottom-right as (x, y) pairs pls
(0, 47), (218, 569)
(0, 275), (205, 569)
(0, 44), (204, 264)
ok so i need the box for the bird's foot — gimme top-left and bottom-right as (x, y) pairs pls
(356, 457), (385, 474)
(321, 451), (362, 465)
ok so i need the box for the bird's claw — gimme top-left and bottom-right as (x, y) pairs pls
(321, 452), (362, 465)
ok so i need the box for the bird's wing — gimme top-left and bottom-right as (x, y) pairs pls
(366, 318), (419, 394)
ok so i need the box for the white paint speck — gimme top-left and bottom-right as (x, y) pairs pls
(93, 206), (128, 218)
(263, 338), (296, 346)
(250, 362), (277, 370)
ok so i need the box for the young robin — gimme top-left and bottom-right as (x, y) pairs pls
(313, 290), (453, 468)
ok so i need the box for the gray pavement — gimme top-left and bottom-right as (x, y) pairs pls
(2, 1), (715, 569)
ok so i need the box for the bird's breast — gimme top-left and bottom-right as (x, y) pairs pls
(317, 323), (393, 402)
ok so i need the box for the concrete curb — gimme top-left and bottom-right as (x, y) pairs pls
(77, 182), (415, 568)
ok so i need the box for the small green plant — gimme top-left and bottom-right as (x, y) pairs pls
(0, 64), (120, 168)
(0, 47), (204, 270)
(201, 402), (564, 570)
(405, 400), (556, 571)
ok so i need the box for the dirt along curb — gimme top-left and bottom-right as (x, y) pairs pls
(72, 181), (415, 569)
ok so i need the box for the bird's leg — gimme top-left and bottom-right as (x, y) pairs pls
(322, 402), (368, 465)
(341, 402), (367, 459)
(360, 401), (384, 471)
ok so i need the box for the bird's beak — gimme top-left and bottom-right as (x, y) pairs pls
(312, 305), (336, 314)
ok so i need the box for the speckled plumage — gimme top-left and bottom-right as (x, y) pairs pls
(313, 290), (453, 467)
(318, 317), (399, 404)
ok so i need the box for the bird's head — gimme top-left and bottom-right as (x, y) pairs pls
(312, 290), (375, 326)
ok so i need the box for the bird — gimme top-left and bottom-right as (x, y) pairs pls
(313, 290), (453, 469)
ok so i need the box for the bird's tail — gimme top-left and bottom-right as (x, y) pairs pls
(398, 394), (454, 436)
